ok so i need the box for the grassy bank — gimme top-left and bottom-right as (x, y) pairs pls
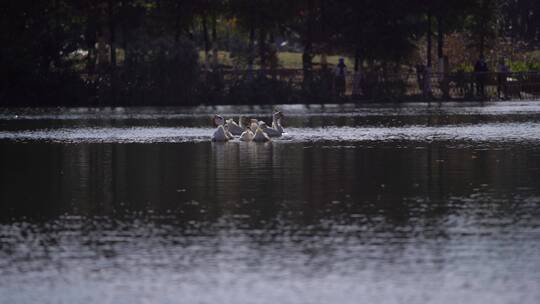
(198, 51), (354, 69)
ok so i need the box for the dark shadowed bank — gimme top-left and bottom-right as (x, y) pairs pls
(0, 33), (339, 107)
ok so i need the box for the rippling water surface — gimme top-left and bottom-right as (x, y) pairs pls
(1, 102), (540, 304)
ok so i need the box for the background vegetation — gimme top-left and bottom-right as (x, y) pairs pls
(1, 0), (540, 106)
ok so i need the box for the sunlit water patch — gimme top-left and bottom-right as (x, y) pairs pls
(1, 206), (540, 304)
(1, 122), (540, 143)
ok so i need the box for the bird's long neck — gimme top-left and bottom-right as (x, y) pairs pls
(214, 117), (225, 126)
(216, 125), (226, 136)
(273, 118), (283, 132)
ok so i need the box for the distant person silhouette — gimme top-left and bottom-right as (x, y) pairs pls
(474, 55), (489, 98)
(334, 58), (347, 97)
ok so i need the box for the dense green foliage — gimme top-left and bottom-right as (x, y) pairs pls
(1, 0), (539, 105)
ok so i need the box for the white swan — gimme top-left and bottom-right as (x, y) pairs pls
(239, 128), (254, 141)
(225, 116), (245, 136)
(259, 111), (285, 137)
(253, 127), (271, 142)
(213, 114), (225, 126)
(212, 115), (233, 141)
(212, 125), (230, 142)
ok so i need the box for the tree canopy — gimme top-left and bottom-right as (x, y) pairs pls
(1, 0), (539, 105)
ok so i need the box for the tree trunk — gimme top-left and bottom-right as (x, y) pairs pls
(187, 18), (195, 41)
(269, 31), (277, 80)
(302, 0), (314, 88)
(258, 28), (267, 69)
(108, 0), (117, 104)
(479, 0), (489, 56)
(121, 18), (128, 66)
(249, 23), (255, 67)
(211, 13), (218, 67)
(174, 3), (182, 42)
(211, 14), (217, 43)
(108, 0), (116, 68)
(320, 0), (328, 69)
(479, 14), (485, 57)
(247, 12), (255, 80)
(202, 13), (210, 68)
(354, 48), (361, 72)
(437, 14), (444, 59)
(426, 9), (432, 67)
(85, 7), (97, 76)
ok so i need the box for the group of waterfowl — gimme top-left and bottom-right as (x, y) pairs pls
(212, 111), (285, 142)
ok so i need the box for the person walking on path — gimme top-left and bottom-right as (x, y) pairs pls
(474, 55), (489, 99)
(334, 58), (347, 97)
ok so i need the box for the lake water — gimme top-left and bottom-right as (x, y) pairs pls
(1, 102), (540, 304)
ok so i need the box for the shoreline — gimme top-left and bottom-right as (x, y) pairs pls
(0, 96), (536, 108)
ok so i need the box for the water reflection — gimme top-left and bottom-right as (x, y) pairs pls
(1, 104), (540, 303)
(2, 141), (539, 222)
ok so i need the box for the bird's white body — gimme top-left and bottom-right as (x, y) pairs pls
(253, 128), (271, 142)
(239, 129), (255, 141)
(212, 115), (234, 141)
(260, 122), (281, 137)
(259, 111), (284, 137)
(211, 112), (283, 142)
(226, 117), (244, 136)
(212, 125), (230, 142)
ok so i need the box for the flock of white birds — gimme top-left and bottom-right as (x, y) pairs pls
(212, 111), (285, 142)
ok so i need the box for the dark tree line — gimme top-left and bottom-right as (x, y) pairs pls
(1, 0), (539, 106)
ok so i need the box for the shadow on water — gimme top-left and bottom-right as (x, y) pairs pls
(2, 140), (539, 226)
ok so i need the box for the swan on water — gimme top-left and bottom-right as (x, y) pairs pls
(213, 114), (225, 126)
(212, 125), (231, 142)
(212, 115), (233, 141)
(225, 116), (246, 136)
(239, 128), (255, 141)
(253, 127), (271, 142)
(259, 111), (285, 137)
(211, 111), (284, 141)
